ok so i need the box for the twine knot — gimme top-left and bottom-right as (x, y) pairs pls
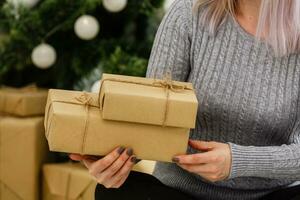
(153, 72), (187, 92)
(75, 92), (93, 105)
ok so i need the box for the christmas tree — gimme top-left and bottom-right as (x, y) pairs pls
(0, 0), (164, 90)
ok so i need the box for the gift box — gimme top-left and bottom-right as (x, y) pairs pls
(45, 89), (190, 162)
(99, 73), (198, 128)
(0, 116), (49, 200)
(42, 163), (97, 200)
(0, 85), (48, 116)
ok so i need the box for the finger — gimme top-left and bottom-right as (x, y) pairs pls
(113, 169), (131, 188)
(188, 140), (214, 151)
(69, 154), (85, 161)
(110, 156), (137, 188)
(98, 149), (134, 188)
(82, 159), (93, 168)
(69, 154), (101, 162)
(89, 147), (125, 176)
(173, 152), (214, 164)
(114, 156), (136, 178)
(82, 155), (103, 161)
(101, 148), (133, 179)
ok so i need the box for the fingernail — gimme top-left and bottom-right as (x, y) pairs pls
(126, 148), (133, 156)
(131, 156), (137, 163)
(172, 157), (179, 163)
(117, 147), (125, 155)
(131, 157), (140, 164)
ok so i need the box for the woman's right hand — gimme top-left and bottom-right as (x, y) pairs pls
(69, 147), (139, 188)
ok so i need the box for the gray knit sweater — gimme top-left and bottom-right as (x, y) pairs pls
(146, 0), (300, 199)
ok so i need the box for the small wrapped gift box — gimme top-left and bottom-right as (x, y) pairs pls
(99, 73), (198, 128)
(0, 85), (48, 116)
(42, 163), (97, 200)
(0, 116), (49, 200)
(45, 89), (190, 162)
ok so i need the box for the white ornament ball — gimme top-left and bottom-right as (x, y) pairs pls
(163, 0), (176, 12)
(7, 0), (39, 8)
(91, 80), (101, 93)
(74, 15), (100, 40)
(31, 43), (57, 69)
(103, 0), (127, 13)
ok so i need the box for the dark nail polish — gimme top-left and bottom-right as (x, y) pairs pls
(131, 156), (140, 163)
(172, 157), (179, 163)
(126, 148), (133, 156)
(117, 147), (125, 155)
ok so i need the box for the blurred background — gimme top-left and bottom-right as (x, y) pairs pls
(0, 0), (175, 91)
(0, 1), (176, 199)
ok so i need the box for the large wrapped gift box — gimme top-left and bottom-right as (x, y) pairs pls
(0, 116), (49, 200)
(0, 86), (48, 116)
(45, 89), (190, 162)
(42, 163), (97, 200)
(99, 73), (198, 128)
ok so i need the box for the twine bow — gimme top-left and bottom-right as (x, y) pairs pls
(99, 73), (191, 126)
(75, 92), (93, 105)
(152, 72), (187, 92)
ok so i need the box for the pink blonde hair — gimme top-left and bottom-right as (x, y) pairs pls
(195, 0), (300, 56)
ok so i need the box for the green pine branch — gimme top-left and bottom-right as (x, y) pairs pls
(0, 0), (164, 89)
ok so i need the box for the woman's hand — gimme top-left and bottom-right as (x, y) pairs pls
(173, 140), (232, 182)
(69, 147), (140, 188)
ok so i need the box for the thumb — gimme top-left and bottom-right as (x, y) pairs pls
(188, 140), (214, 151)
(69, 154), (84, 161)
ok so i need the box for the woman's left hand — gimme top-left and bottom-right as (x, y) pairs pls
(173, 140), (232, 182)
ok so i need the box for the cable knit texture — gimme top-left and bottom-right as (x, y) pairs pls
(146, 0), (300, 199)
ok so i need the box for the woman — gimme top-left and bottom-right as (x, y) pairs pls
(70, 0), (300, 199)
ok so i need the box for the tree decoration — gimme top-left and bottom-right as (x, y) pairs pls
(102, 0), (127, 13)
(31, 43), (56, 69)
(7, 0), (39, 8)
(91, 80), (101, 93)
(74, 15), (100, 40)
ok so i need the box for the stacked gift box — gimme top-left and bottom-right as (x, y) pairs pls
(0, 86), (98, 200)
(45, 73), (199, 162)
(42, 163), (97, 200)
(0, 86), (49, 200)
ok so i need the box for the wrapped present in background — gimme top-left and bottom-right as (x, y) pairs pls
(99, 73), (198, 128)
(0, 85), (48, 117)
(0, 116), (49, 200)
(42, 163), (97, 200)
(45, 89), (190, 162)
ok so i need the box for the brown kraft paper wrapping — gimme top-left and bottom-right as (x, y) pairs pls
(45, 89), (190, 162)
(99, 73), (198, 128)
(0, 116), (49, 200)
(42, 163), (97, 200)
(0, 85), (48, 117)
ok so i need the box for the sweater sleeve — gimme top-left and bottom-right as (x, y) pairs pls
(228, 119), (300, 180)
(146, 0), (192, 81)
